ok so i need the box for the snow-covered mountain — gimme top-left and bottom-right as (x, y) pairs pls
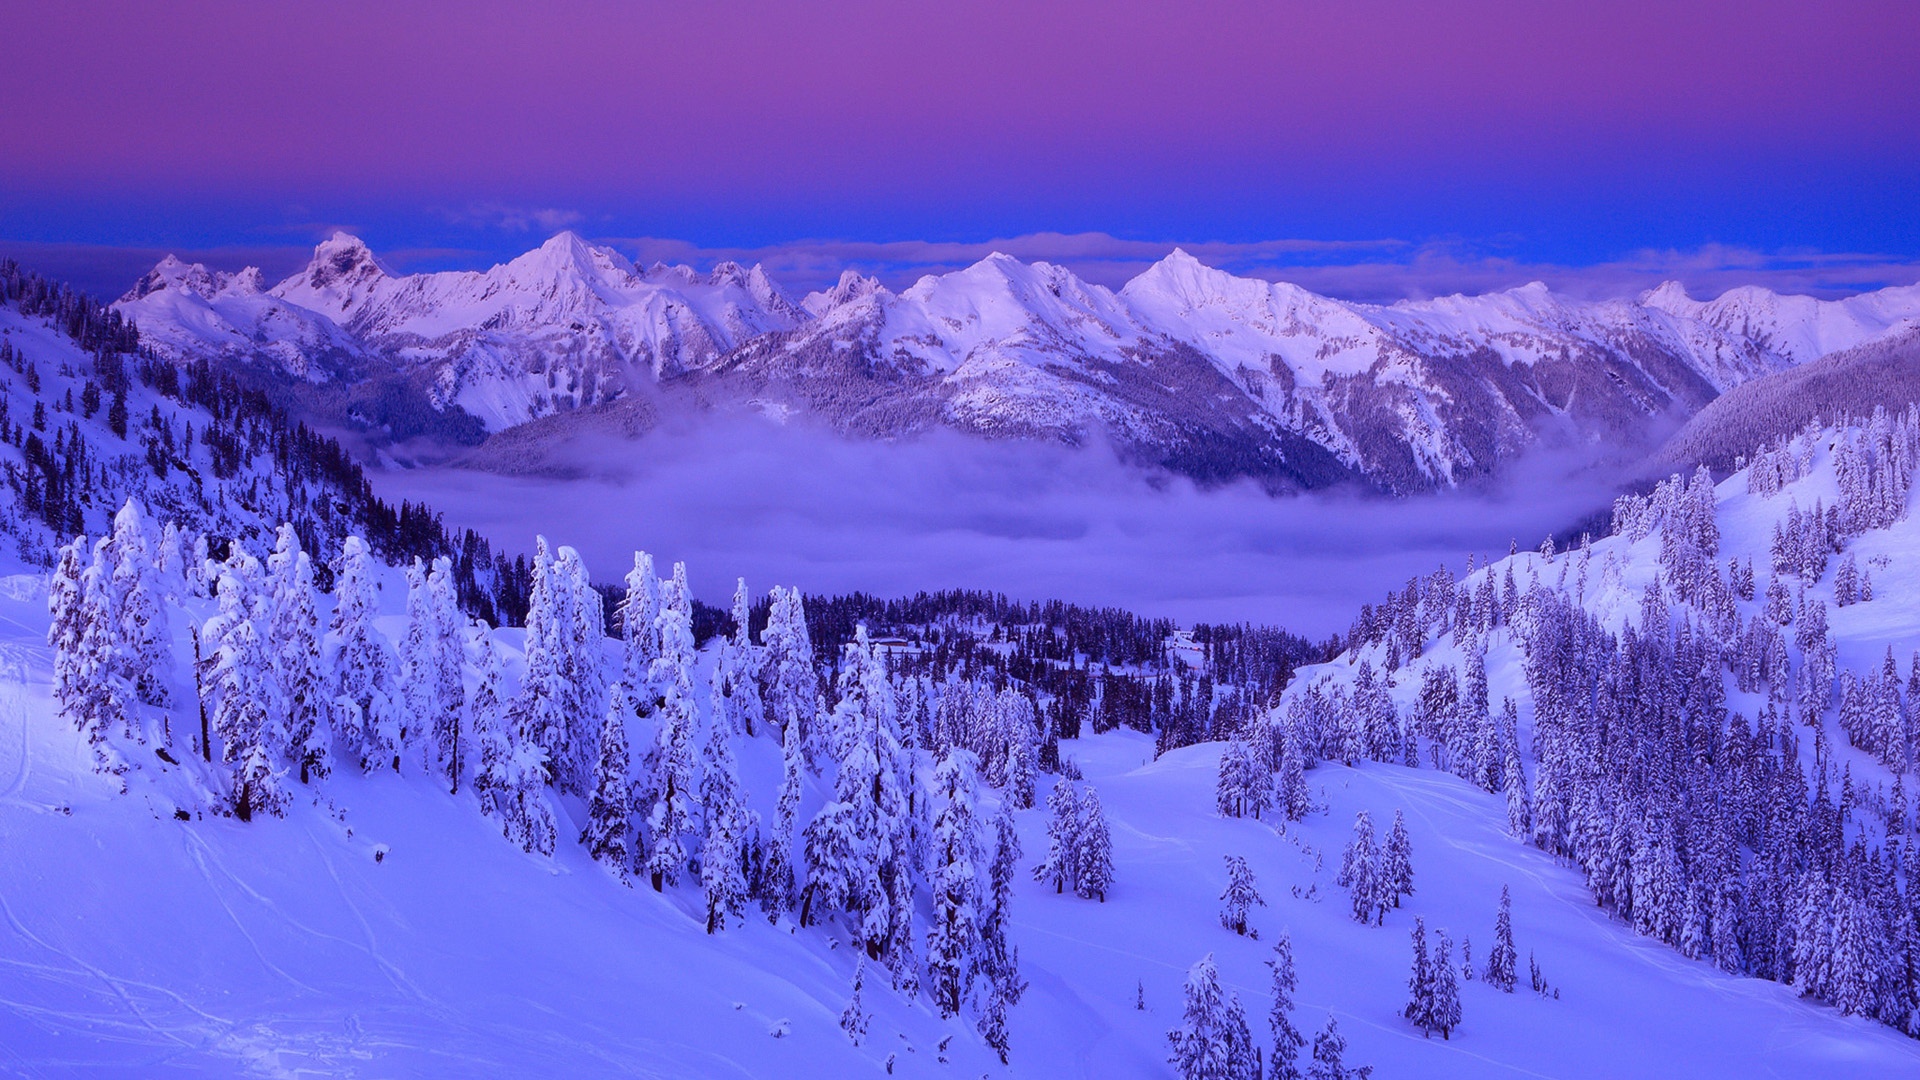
(116, 237), (1920, 492)
(1243, 402), (1920, 1051)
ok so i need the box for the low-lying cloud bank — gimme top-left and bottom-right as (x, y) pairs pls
(369, 420), (1622, 637)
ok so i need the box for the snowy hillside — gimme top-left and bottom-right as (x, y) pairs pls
(7, 528), (1920, 1077)
(115, 237), (1920, 493)
(1238, 403), (1920, 1057)
(9, 399), (1920, 1075)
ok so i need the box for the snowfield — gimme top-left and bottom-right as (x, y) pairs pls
(5, 559), (1920, 1077)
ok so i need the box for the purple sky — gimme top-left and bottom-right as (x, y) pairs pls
(3, 1), (1917, 298)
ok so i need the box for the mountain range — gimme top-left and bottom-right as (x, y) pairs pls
(116, 233), (1920, 492)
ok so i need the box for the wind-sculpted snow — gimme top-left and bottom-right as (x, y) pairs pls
(115, 235), (1920, 493)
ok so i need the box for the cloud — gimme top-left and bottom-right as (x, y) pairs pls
(368, 417), (1620, 637)
(437, 202), (587, 234)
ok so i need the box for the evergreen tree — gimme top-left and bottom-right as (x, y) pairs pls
(77, 539), (134, 749)
(1337, 811), (1380, 925)
(1217, 731), (1270, 819)
(1074, 784), (1115, 901)
(107, 500), (170, 708)
(1275, 721), (1313, 822)
(1167, 954), (1240, 1080)
(978, 976), (1015, 1064)
(840, 956), (870, 1047)
(717, 577), (767, 738)
(204, 559), (287, 820)
(762, 585), (820, 762)
(1306, 1013), (1371, 1080)
(1220, 854), (1265, 936)
(1034, 780), (1082, 894)
(981, 802), (1024, 998)
(619, 551), (662, 699)
(642, 563), (699, 890)
(1485, 885), (1517, 992)
(925, 748), (983, 1018)
(702, 668), (758, 931)
(1267, 932), (1306, 1080)
(398, 558), (438, 769)
(581, 683), (635, 881)
(266, 525), (327, 784)
(1430, 929), (1462, 1039)
(47, 536), (115, 771)
(761, 708), (805, 917)
(1382, 809), (1413, 907)
(427, 557), (467, 791)
(329, 535), (399, 772)
(1404, 916), (1433, 1035)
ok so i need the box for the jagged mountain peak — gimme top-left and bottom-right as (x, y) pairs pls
(803, 268), (886, 316)
(272, 231), (393, 317)
(122, 254), (218, 302)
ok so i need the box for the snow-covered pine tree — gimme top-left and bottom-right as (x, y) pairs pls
(981, 802), (1023, 998)
(702, 667), (758, 932)
(760, 708), (805, 918)
(77, 538), (134, 750)
(469, 630), (510, 817)
(1220, 854), (1265, 936)
(1337, 811), (1379, 925)
(581, 682), (635, 881)
(720, 577), (766, 737)
(188, 534), (211, 598)
(1167, 953), (1259, 1080)
(642, 563), (699, 890)
(517, 538), (571, 789)
(428, 557), (468, 791)
(1430, 929), (1461, 1039)
(925, 748), (983, 1018)
(1404, 915), (1433, 1035)
(1074, 783), (1115, 901)
(555, 545), (608, 790)
(329, 535), (399, 772)
(1004, 714), (1038, 810)
(821, 625), (909, 956)
(203, 558), (287, 820)
(1306, 1013), (1371, 1080)
(47, 536), (114, 771)
(1382, 809), (1413, 907)
(266, 525), (327, 784)
(398, 558), (438, 769)
(619, 551), (661, 702)
(1275, 721), (1313, 823)
(840, 956), (870, 1047)
(1485, 884), (1517, 991)
(1217, 731), (1269, 819)
(471, 621), (557, 856)
(978, 976), (1014, 1064)
(1034, 779), (1081, 893)
(1502, 745), (1531, 838)
(761, 585), (820, 763)
(106, 500), (170, 709)
(1267, 932), (1306, 1080)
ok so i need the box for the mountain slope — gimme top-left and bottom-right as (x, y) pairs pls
(114, 238), (1920, 493)
(1250, 403), (1920, 1050)
(1651, 325), (1920, 474)
(5, 562), (1919, 1077)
